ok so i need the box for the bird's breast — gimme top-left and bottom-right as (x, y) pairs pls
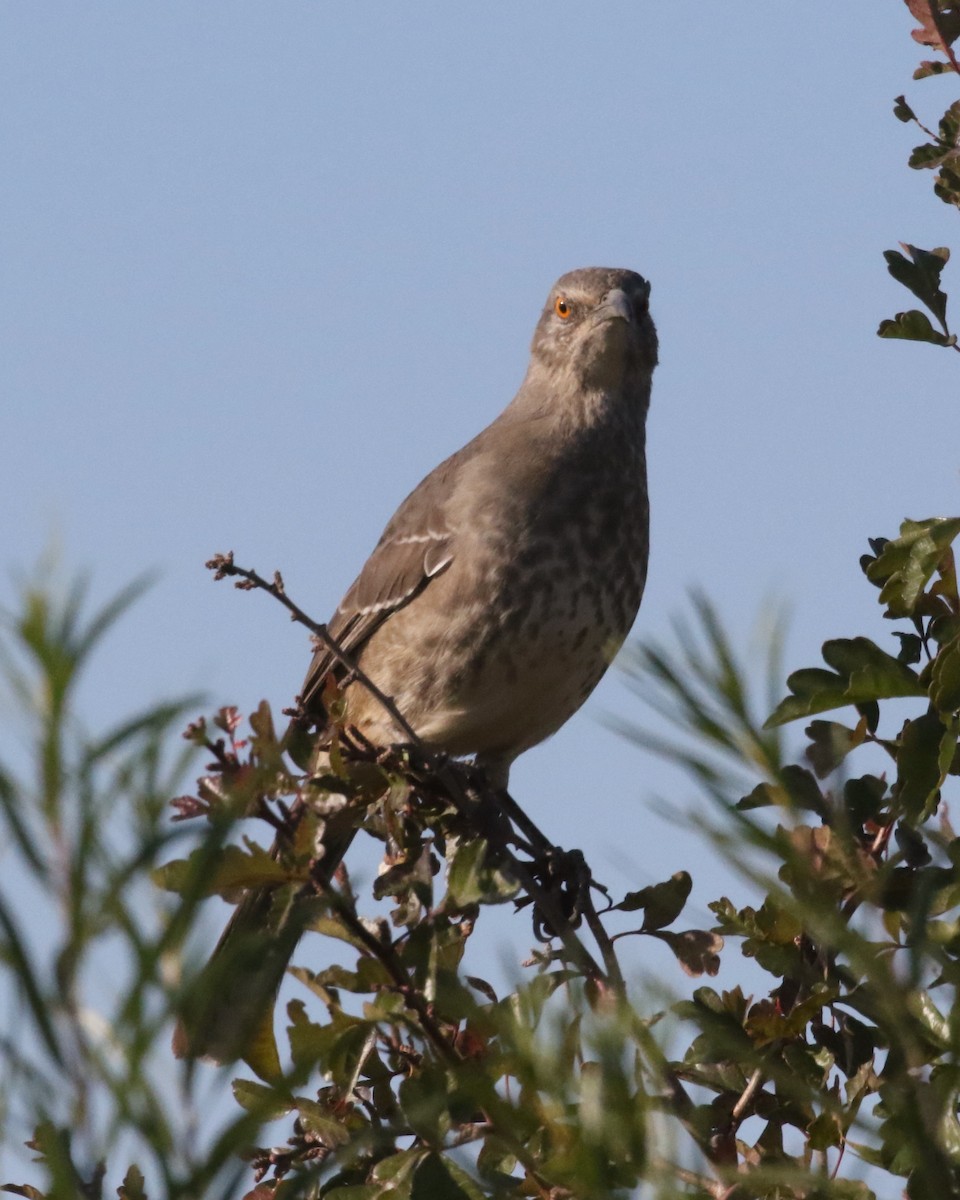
(348, 423), (649, 762)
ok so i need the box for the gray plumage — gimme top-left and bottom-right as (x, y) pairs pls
(175, 266), (657, 1061)
(298, 265), (657, 787)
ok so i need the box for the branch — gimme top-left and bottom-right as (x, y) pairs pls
(206, 553), (419, 743)
(317, 879), (557, 1197)
(316, 876), (460, 1066)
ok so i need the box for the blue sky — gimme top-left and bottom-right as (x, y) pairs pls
(2, 1), (959, 1176)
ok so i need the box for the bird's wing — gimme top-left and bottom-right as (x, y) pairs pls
(298, 455), (459, 712)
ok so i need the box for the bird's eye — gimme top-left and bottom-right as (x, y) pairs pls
(554, 296), (572, 319)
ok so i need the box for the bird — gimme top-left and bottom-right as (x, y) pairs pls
(174, 266), (658, 1062)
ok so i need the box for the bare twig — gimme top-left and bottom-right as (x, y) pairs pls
(581, 895), (626, 991)
(207, 552), (420, 744)
(730, 1066), (764, 1126)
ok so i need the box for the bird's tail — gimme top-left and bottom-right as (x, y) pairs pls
(172, 811), (356, 1065)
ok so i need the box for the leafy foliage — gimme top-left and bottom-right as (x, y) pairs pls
(13, 511), (959, 1199)
(878, 245), (957, 346)
(152, 649), (726, 1196)
(6, 4), (960, 1198)
(619, 516), (960, 1198)
(878, 4), (960, 349)
(0, 571), (278, 1199)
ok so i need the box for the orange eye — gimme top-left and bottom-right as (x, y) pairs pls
(554, 296), (572, 319)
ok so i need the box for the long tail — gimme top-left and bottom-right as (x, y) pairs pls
(172, 813), (356, 1064)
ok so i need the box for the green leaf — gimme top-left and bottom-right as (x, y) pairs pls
(895, 822), (932, 868)
(805, 719), (864, 778)
(241, 1004), (284, 1084)
(476, 1138), (518, 1185)
(117, 1167), (147, 1200)
(372, 845), (434, 907)
(311, 958), (391, 994)
(844, 775), (888, 825)
(737, 782), (776, 810)
(883, 244), (950, 326)
(895, 711), (956, 822)
(934, 160), (960, 207)
(931, 630), (960, 712)
(286, 1003), (371, 1081)
(371, 1148), (425, 1185)
(877, 309), (955, 346)
(908, 990), (951, 1052)
(0, 893), (64, 1068)
(747, 989), (836, 1044)
(909, 140), (956, 169)
(755, 898), (803, 944)
(615, 870), (691, 928)
(295, 1099), (351, 1147)
(858, 699), (880, 734)
(231, 1078), (294, 1120)
(867, 517), (960, 617)
(914, 53), (959, 79)
(941, 100), (960, 147)
(766, 638), (926, 727)
(778, 764), (828, 814)
(894, 94), (917, 123)
(445, 838), (517, 906)
(411, 1154), (485, 1200)
(446, 838), (488, 906)
(153, 840), (296, 898)
(807, 1108), (844, 1151)
(399, 1065), (451, 1142)
(737, 765), (827, 815)
(305, 913), (375, 951)
(894, 632), (924, 664)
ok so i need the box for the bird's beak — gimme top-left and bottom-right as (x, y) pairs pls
(595, 288), (633, 325)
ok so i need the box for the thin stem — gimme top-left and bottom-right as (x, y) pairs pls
(206, 554), (420, 744)
(581, 893), (625, 991)
(730, 1066), (764, 1125)
(317, 878), (460, 1066)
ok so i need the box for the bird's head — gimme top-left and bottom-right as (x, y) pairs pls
(529, 267), (658, 399)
